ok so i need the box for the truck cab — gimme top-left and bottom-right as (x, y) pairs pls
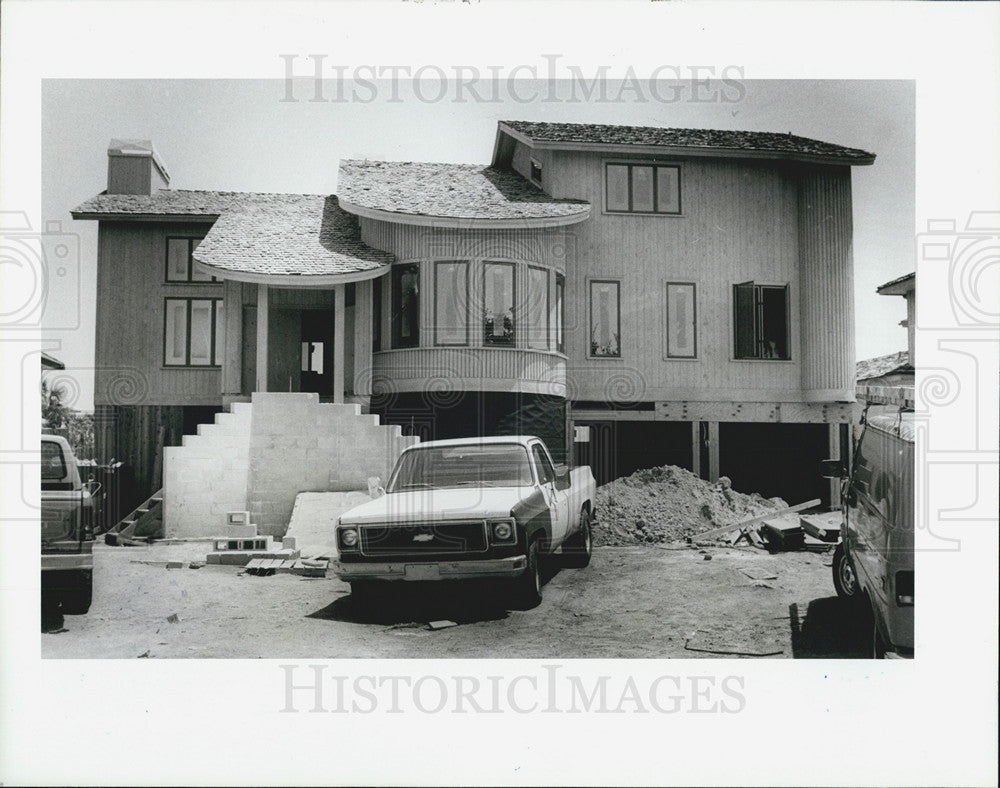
(41, 435), (96, 615)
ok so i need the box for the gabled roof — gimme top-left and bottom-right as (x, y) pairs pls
(496, 120), (876, 166)
(877, 272), (915, 295)
(337, 160), (590, 228)
(72, 190), (394, 285)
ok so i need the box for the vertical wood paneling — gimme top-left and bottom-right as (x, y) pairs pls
(353, 279), (373, 395)
(545, 151), (806, 402)
(797, 167), (854, 398)
(221, 279), (243, 396)
(94, 221), (222, 406)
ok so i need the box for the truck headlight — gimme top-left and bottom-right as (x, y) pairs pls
(339, 528), (359, 549)
(489, 519), (516, 543)
(895, 570), (914, 606)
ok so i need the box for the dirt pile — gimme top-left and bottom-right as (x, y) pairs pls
(593, 465), (788, 546)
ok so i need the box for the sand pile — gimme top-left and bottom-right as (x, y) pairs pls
(593, 465), (787, 546)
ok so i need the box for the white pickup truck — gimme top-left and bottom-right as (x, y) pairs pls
(333, 436), (597, 608)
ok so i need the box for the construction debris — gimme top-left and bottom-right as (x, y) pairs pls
(594, 466), (790, 546)
(428, 620), (458, 630)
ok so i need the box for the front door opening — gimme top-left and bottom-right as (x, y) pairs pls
(300, 310), (334, 395)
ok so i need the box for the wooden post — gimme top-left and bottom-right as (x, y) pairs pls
(333, 284), (345, 403)
(221, 279), (243, 399)
(353, 279), (373, 397)
(829, 422), (841, 509)
(691, 421), (702, 477)
(255, 283), (269, 393)
(707, 421), (720, 483)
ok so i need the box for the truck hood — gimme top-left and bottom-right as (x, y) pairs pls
(338, 486), (534, 525)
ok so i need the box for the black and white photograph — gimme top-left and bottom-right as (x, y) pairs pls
(2, 1), (998, 785)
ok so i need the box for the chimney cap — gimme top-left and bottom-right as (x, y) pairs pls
(108, 138), (170, 183)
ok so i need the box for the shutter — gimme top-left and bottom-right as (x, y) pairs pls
(734, 281), (756, 359)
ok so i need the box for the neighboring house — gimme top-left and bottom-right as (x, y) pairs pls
(856, 272), (916, 412)
(876, 271), (916, 365)
(72, 123), (875, 534)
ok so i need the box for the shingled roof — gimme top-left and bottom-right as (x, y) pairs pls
(337, 160), (590, 226)
(72, 191), (394, 282)
(498, 121), (876, 165)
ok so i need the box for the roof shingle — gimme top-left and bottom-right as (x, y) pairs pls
(337, 160), (589, 222)
(500, 121), (875, 164)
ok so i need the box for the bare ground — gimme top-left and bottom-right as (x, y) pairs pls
(41, 540), (873, 659)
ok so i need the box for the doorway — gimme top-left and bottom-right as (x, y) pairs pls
(300, 309), (335, 396)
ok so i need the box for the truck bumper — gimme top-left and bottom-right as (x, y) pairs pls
(333, 555), (527, 582)
(41, 553), (94, 571)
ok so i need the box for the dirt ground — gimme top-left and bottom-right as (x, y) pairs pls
(41, 540), (873, 659)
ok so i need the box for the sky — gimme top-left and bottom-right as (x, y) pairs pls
(40, 78), (914, 411)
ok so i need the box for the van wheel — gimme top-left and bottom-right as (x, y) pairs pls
(59, 570), (92, 615)
(512, 538), (543, 610)
(562, 508), (593, 568)
(832, 543), (860, 601)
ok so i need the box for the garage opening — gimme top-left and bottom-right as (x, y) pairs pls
(718, 422), (830, 507)
(574, 420), (693, 486)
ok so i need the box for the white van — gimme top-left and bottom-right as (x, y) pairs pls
(827, 411), (914, 658)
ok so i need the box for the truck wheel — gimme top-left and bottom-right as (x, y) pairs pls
(832, 543), (860, 602)
(59, 570), (92, 615)
(562, 508), (593, 568)
(512, 538), (543, 610)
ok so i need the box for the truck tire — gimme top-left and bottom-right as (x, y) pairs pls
(512, 537), (543, 610)
(832, 543), (860, 602)
(60, 570), (93, 615)
(562, 508), (593, 568)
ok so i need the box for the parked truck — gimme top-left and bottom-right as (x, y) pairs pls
(41, 435), (97, 615)
(826, 408), (914, 658)
(333, 436), (596, 608)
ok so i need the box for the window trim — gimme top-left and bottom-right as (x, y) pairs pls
(664, 281), (699, 360)
(603, 160), (682, 216)
(162, 297), (223, 368)
(482, 261), (517, 347)
(555, 272), (566, 355)
(730, 281), (793, 362)
(164, 235), (217, 283)
(588, 278), (623, 359)
(432, 260), (470, 347)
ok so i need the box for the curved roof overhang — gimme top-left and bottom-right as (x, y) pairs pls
(192, 259), (390, 287)
(338, 199), (591, 230)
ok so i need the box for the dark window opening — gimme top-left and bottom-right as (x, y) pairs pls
(530, 158), (543, 184)
(733, 282), (790, 360)
(391, 264), (420, 349)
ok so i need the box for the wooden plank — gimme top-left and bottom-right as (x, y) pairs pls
(691, 499), (821, 541)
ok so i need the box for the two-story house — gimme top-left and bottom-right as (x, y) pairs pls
(72, 123), (874, 536)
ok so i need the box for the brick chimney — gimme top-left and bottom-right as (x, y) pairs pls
(107, 139), (170, 195)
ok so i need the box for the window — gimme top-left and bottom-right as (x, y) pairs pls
(733, 282), (790, 360)
(665, 282), (697, 358)
(526, 266), (549, 350)
(391, 264), (420, 349)
(530, 158), (543, 184)
(531, 443), (556, 485)
(164, 298), (223, 366)
(554, 273), (565, 354)
(165, 236), (216, 282)
(605, 163), (681, 215)
(483, 262), (515, 346)
(589, 280), (621, 358)
(372, 276), (382, 352)
(433, 261), (468, 346)
(41, 440), (67, 482)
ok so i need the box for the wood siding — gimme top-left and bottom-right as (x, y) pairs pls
(502, 142), (856, 404)
(797, 166), (855, 400)
(94, 221), (222, 406)
(371, 348), (566, 396)
(360, 218), (569, 273)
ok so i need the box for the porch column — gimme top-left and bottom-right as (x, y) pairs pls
(221, 279), (243, 399)
(255, 283), (269, 392)
(333, 284), (345, 403)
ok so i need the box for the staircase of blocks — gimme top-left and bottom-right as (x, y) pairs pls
(164, 393), (420, 540)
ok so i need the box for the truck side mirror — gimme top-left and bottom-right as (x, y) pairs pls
(820, 459), (846, 479)
(554, 470), (571, 491)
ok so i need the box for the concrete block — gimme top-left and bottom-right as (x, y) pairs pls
(226, 523), (258, 538)
(281, 536), (297, 550)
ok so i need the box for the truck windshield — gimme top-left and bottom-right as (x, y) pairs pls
(388, 444), (534, 491)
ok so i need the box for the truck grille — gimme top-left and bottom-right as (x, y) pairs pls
(359, 521), (489, 556)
